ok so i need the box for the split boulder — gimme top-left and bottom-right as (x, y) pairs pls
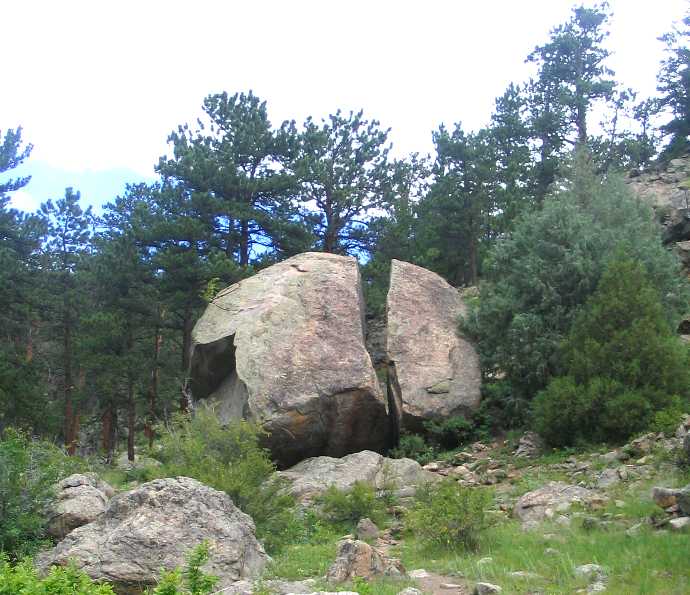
(386, 260), (481, 433)
(190, 252), (389, 468)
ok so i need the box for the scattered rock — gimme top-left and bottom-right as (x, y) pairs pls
(668, 517), (690, 532)
(355, 518), (380, 541)
(326, 539), (406, 582)
(473, 583), (502, 594)
(39, 477), (268, 593)
(386, 259), (481, 433)
(440, 583), (464, 589)
(409, 569), (430, 579)
(514, 482), (601, 524)
(47, 474), (114, 539)
(115, 451), (162, 471)
(507, 571), (542, 580)
(596, 468), (620, 489)
(277, 450), (435, 504)
(678, 486), (690, 515)
(514, 432), (543, 458)
(652, 486), (680, 508)
(190, 252), (389, 468)
(397, 589), (423, 595)
(575, 564), (607, 583)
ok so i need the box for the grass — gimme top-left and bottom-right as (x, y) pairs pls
(397, 519), (690, 594)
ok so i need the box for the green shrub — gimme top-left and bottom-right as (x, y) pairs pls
(149, 542), (218, 595)
(423, 414), (490, 450)
(467, 155), (689, 401)
(0, 555), (115, 594)
(649, 398), (686, 436)
(0, 428), (89, 559)
(532, 256), (690, 446)
(318, 481), (386, 527)
(155, 409), (299, 554)
(389, 434), (437, 465)
(405, 479), (491, 550)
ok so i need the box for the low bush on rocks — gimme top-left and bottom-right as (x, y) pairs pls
(155, 409), (300, 554)
(405, 479), (492, 550)
(318, 481), (387, 528)
(0, 428), (88, 559)
(0, 555), (114, 594)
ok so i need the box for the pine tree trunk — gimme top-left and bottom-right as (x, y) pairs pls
(127, 328), (136, 462)
(144, 325), (162, 449)
(240, 220), (249, 266)
(63, 300), (76, 454)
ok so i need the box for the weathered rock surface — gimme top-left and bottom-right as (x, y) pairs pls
(47, 474), (114, 539)
(190, 252), (389, 468)
(276, 450), (435, 504)
(627, 156), (690, 245)
(514, 432), (543, 459)
(473, 583), (502, 595)
(386, 260), (481, 434)
(40, 477), (268, 593)
(514, 481), (601, 523)
(355, 517), (380, 541)
(326, 539), (406, 582)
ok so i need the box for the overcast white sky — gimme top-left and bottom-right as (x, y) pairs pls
(1, 0), (687, 211)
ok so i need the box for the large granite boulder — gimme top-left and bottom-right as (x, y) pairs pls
(386, 260), (481, 434)
(276, 450), (435, 504)
(39, 477), (268, 594)
(47, 473), (114, 539)
(190, 252), (389, 468)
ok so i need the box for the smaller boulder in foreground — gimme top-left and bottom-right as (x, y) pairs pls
(40, 477), (268, 593)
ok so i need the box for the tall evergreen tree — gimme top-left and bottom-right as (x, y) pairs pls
(527, 3), (616, 146)
(158, 91), (302, 265)
(656, 13), (690, 160)
(39, 189), (93, 453)
(292, 110), (391, 254)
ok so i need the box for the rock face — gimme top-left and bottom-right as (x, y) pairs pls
(386, 260), (481, 435)
(326, 539), (406, 582)
(190, 252), (389, 468)
(277, 450), (435, 504)
(40, 477), (268, 593)
(47, 474), (114, 539)
(627, 156), (690, 282)
(513, 481), (601, 523)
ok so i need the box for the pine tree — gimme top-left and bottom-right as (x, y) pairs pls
(292, 109), (391, 254)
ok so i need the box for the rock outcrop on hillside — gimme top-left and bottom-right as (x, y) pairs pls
(40, 477), (268, 594)
(276, 450), (436, 504)
(190, 252), (389, 468)
(627, 156), (690, 260)
(386, 260), (481, 434)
